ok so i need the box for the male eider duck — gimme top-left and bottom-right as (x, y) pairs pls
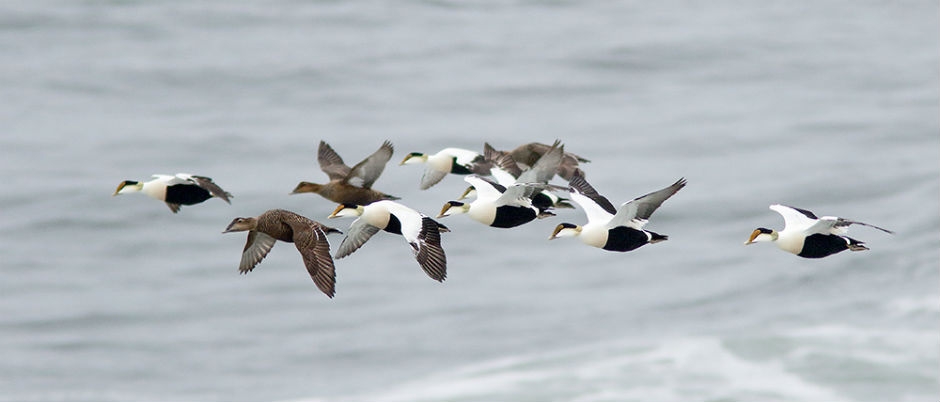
(745, 204), (893, 258)
(329, 200), (449, 282)
(439, 175), (555, 229)
(550, 171), (686, 252)
(459, 140), (574, 210)
(400, 147), (489, 190)
(291, 140), (399, 205)
(223, 209), (342, 298)
(113, 173), (232, 213)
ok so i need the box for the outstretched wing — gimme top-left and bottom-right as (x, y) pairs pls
(464, 175), (505, 202)
(807, 216), (894, 236)
(609, 178), (686, 228)
(318, 141), (352, 181)
(186, 174), (233, 203)
(568, 170), (616, 214)
(334, 218), (381, 259)
(412, 216), (447, 282)
(290, 221), (337, 298)
(346, 140), (394, 188)
(420, 168), (449, 190)
(770, 204), (819, 232)
(239, 231), (278, 273)
(516, 140), (563, 184)
(833, 218), (894, 234)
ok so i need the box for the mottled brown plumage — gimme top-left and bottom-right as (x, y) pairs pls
(291, 140), (399, 205)
(223, 209), (342, 298)
(503, 142), (590, 181)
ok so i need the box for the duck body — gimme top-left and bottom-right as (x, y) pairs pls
(439, 175), (548, 229)
(114, 173), (232, 213)
(329, 201), (449, 282)
(292, 140), (398, 205)
(550, 171), (685, 252)
(223, 209), (341, 298)
(746, 205), (891, 258)
(292, 181), (399, 205)
(401, 147), (488, 190)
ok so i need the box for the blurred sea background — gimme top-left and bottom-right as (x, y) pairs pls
(1, 1), (937, 401)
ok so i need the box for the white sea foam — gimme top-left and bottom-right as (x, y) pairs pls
(323, 336), (851, 402)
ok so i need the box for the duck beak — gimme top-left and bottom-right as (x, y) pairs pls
(549, 225), (563, 240)
(399, 155), (412, 165)
(437, 203), (451, 219)
(327, 204), (345, 219)
(458, 186), (474, 200)
(744, 230), (760, 245)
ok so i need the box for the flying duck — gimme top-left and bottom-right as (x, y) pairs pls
(291, 140), (399, 205)
(745, 204), (893, 258)
(113, 173), (232, 213)
(459, 140), (574, 210)
(550, 171), (686, 252)
(329, 200), (449, 282)
(223, 209), (342, 298)
(439, 175), (555, 229)
(496, 141), (590, 181)
(400, 147), (489, 190)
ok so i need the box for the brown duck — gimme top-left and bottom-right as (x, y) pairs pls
(223, 209), (343, 298)
(291, 140), (399, 205)
(492, 141), (590, 181)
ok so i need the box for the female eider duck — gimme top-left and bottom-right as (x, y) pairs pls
(113, 173), (232, 213)
(291, 140), (399, 205)
(439, 175), (555, 229)
(550, 171), (686, 252)
(329, 201), (449, 282)
(459, 140), (574, 210)
(400, 147), (489, 190)
(745, 204), (893, 258)
(223, 209), (342, 298)
(492, 141), (590, 181)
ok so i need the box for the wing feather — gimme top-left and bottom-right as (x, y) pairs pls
(187, 175), (232, 203)
(609, 178), (686, 228)
(413, 217), (447, 281)
(239, 231), (277, 273)
(335, 219), (381, 259)
(318, 141), (352, 181)
(346, 140), (393, 188)
(291, 222), (337, 298)
(568, 170), (616, 214)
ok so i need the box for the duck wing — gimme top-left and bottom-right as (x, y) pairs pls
(335, 218), (381, 259)
(239, 231), (278, 273)
(290, 221), (337, 298)
(412, 216), (447, 282)
(318, 140), (353, 181)
(187, 174), (233, 203)
(609, 178), (686, 229)
(568, 170), (616, 214)
(346, 140), (394, 188)
(516, 140), (563, 184)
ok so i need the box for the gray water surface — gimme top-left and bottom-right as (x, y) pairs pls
(1, 1), (937, 401)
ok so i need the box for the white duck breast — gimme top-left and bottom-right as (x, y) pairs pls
(114, 173), (232, 213)
(746, 204), (893, 258)
(401, 147), (487, 190)
(329, 200), (449, 282)
(439, 175), (547, 229)
(551, 171), (686, 252)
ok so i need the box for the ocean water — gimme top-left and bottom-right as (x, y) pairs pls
(0, 1), (937, 401)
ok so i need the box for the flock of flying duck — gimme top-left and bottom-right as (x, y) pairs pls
(113, 140), (894, 298)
